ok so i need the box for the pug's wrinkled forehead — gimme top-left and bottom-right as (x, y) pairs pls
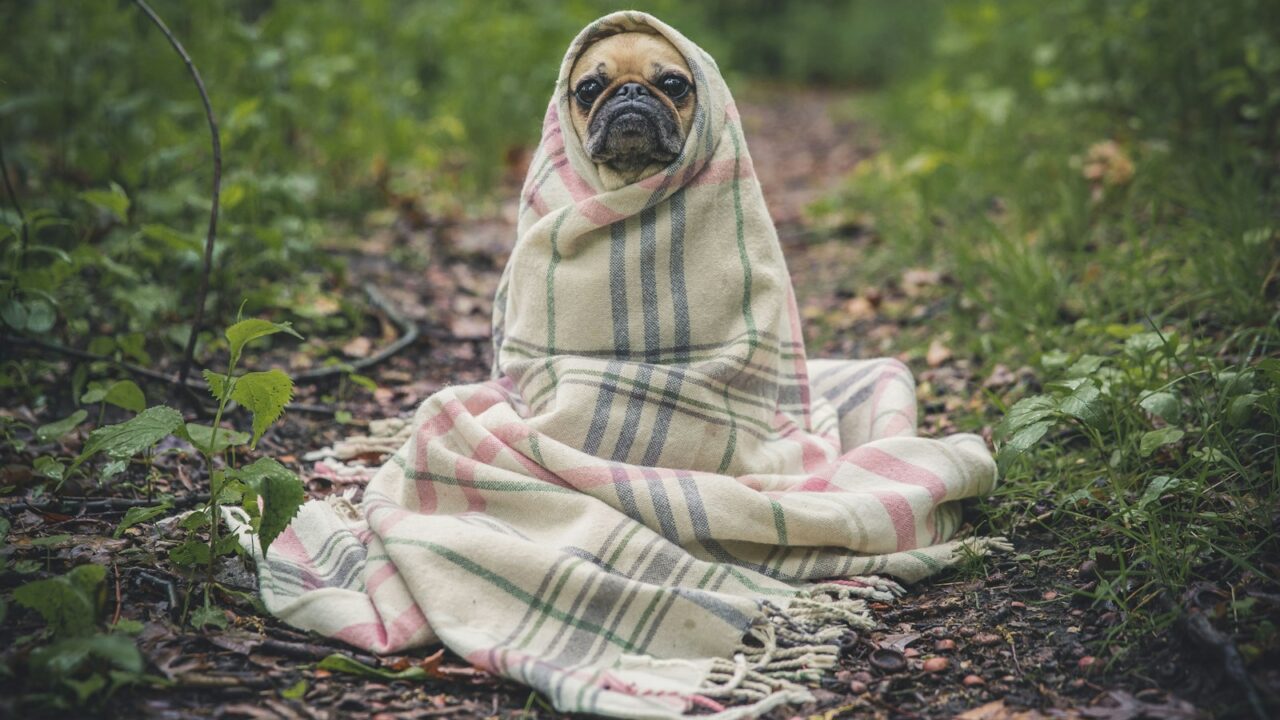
(568, 31), (693, 99)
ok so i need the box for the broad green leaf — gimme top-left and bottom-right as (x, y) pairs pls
(231, 457), (304, 555)
(169, 538), (211, 567)
(103, 380), (146, 413)
(79, 182), (130, 221)
(76, 406), (183, 466)
(231, 370), (294, 446)
(190, 603), (228, 630)
(318, 653), (429, 681)
(1137, 475), (1186, 509)
(282, 679), (308, 700)
(1226, 392), (1262, 427)
(24, 297), (56, 333)
(1139, 427), (1184, 457)
(181, 423), (251, 455)
(998, 420), (1053, 463)
(112, 618), (145, 635)
(224, 318), (303, 366)
(203, 369), (231, 402)
(1124, 331), (1165, 357)
(113, 502), (173, 538)
(81, 385), (108, 404)
(13, 564), (106, 639)
(100, 459), (128, 480)
(1058, 381), (1103, 426)
(1138, 391), (1181, 423)
(0, 298), (27, 330)
(1065, 354), (1106, 378)
(33, 456), (66, 481)
(117, 333), (151, 365)
(36, 409), (88, 442)
(997, 395), (1056, 434)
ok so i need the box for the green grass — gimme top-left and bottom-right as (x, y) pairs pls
(806, 0), (1280, 666)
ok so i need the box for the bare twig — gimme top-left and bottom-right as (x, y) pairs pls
(292, 283), (422, 381)
(133, 0), (221, 390)
(0, 136), (28, 266)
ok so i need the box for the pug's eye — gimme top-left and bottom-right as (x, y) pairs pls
(574, 79), (603, 106)
(659, 75), (690, 100)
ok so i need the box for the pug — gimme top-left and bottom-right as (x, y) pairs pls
(568, 31), (696, 185)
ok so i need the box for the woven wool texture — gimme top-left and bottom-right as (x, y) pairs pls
(245, 12), (999, 718)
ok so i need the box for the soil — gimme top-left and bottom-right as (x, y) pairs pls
(0, 87), (1264, 719)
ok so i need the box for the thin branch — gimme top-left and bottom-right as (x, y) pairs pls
(292, 283), (422, 381)
(133, 0), (221, 390)
(0, 136), (28, 267)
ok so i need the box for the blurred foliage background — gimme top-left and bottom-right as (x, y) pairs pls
(0, 0), (1276, 372)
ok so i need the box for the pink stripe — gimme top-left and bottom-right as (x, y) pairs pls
(850, 447), (948, 502)
(850, 447), (946, 543)
(365, 561), (399, 595)
(334, 602), (428, 654)
(870, 489), (917, 551)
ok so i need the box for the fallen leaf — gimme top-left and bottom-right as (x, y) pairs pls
(342, 336), (374, 359)
(927, 340), (953, 367)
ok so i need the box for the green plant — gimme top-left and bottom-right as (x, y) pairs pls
(7, 564), (149, 710)
(992, 327), (1279, 639)
(74, 315), (307, 626)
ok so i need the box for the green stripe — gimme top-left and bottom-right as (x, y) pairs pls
(385, 537), (641, 652)
(906, 550), (944, 571)
(604, 522), (644, 568)
(518, 559), (583, 649)
(770, 500), (788, 545)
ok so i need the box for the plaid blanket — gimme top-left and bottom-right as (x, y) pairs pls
(241, 12), (1001, 718)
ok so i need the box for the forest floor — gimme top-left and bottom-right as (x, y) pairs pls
(1, 87), (1255, 719)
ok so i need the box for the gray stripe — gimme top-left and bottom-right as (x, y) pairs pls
(581, 360), (621, 456)
(609, 220), (630, 354)
(669, 189), (691, 362)
(644, 468), (680, 541)
(610, 365), (653, 461)
(639, 207), (660, 360)
(639, 370), (684, 467)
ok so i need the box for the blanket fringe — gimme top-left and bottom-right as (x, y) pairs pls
(697, 576), (902, 705)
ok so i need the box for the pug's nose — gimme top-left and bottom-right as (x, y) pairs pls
(614, 82), (650, 100)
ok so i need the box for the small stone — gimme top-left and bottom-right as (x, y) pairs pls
(922, 657), (949, 673)
(1078, 655), (1098, 671)
(849, 680), (868, 694)
(852, 671), (874, 684)
(1010, 601), (1026, 609)
(962, 674), (985, 687)
(1079, 559), (1099, 578)
(904, 648), (920, 658)
(974, 632), (1001, 646)
(935, 639), (956, 652)
(1042, 590), (1059, 601)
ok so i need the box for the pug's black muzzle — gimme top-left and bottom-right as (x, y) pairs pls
(585, 83), (684, 172)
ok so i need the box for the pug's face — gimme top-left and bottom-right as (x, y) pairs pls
(568, 32), (695, 184)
